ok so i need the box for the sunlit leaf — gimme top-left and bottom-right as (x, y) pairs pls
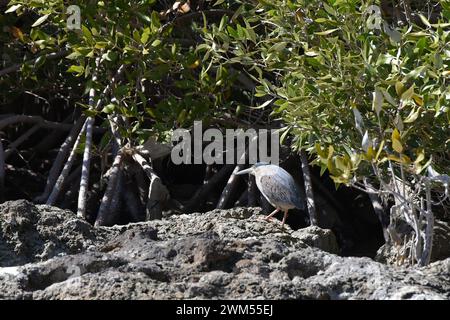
(391, 128), (403, 153)
(315, 28), (339, 36)
(32, 14), (49, 27)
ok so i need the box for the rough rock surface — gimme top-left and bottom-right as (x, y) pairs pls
(0, 200), (449, 300)
(376, 219), (450, 266)
(0, 200), (112, 267)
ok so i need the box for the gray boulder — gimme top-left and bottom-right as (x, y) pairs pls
(0, 200), (449, 300)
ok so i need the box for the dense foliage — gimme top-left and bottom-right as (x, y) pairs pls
(1, 0), (449, 265)
(198, 0), (450, 183)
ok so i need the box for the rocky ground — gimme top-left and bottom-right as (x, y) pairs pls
(0, 200), (449, 300)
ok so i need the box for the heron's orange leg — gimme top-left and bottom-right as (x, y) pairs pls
(281, 210), (289, 228)
(264, 208), (280, 221)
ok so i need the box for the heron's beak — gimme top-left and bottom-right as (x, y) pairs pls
(234, 168), (252, 175)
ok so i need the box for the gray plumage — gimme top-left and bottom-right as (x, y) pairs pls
(235, 163), (305, 228)
(255, 165), (305, 211)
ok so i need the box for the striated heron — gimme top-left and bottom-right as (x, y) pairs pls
(235, 162), (305, 228)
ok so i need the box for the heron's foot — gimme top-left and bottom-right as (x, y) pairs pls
(264, 208), (280, 222)
(263, 215), (274, 222)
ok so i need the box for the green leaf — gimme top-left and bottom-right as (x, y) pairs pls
(305, 50), (319, 57)
(322, 2), (337, 16)
(414, 149), (425, 164)
(102, 51), (117, 62)
(5, 4), (22, 13)
(395, 81), (405, 96)
(102, 104), (116, 114)
(403, 108), (420, 123)
(66, 51), (82, 60)
(32, 14), (49, 27)
(67, 65), (84, 74)
(34, 55), (46, 68)
(219, 15), (227, 31)
(245, 26), (257, 43)
(133, 30), (141, 43)
(151, 11), (161, 30)
(251, 98), (273, 109)
(412, 94), (424, 106)
(141, 28), (150, 44)
(95, 42), (109, 49)
(401, 85), (415, 101)
(372, 88), (383, 117)
(375, 140), (385, 161)
(405, 66), (426, 80)
(315, 28), (339, 36)
(382, 89), (396, 106)
(151, 39), (161, 47)
(419, 14), (431, 28)
(280, 126), (291, 144)
(269, 42), (286, 52)
(136, 12), (151, 23)
(82, 25), (94, 44)
(392, 129), (403, 153)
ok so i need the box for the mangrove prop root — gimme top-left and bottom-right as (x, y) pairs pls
(185, 164), (235, 213)
(132, 153), (168, 221)
(300, 150), (317, 226)
(35, 116), (87, 203)
(95, 151), (124, 227)
(46, 122), (87, 205)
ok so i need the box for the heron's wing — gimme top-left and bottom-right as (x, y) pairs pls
(258, 173), (304, 209)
